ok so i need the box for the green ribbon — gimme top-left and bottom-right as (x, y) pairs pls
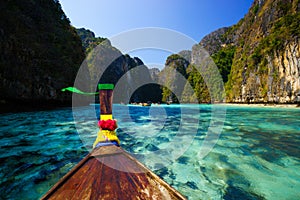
(98, 84), (114, 90)
(61, 87), (98, 95)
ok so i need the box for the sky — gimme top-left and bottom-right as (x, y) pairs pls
(60, 0), (253, 68)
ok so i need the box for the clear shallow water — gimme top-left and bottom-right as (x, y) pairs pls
(0, 104), (299, 200)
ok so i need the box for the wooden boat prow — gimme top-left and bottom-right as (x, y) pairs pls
(41, 145), (186, 200)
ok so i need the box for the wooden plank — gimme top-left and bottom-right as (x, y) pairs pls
(91, 145), (124, 157)
(41, 146), (186, 200)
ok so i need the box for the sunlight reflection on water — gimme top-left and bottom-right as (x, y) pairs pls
(0, 104), (299, 199)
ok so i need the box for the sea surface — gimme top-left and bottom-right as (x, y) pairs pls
(0, 104), (299, 200)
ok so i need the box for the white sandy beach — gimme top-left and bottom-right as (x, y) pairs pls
(221, 103), (299, 108)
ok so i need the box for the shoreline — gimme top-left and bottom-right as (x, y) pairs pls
(0, 99), (72, 114)
(1, 101), (299, 114)
(220, 103), (299, 108)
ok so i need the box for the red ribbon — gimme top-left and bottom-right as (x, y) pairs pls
(98, 119), (117, 131)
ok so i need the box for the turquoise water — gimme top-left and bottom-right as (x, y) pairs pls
(0, 104), (299, 199)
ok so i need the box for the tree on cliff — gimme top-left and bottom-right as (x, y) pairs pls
(162, 0), (300, 104)
(0, 0), (85, 104)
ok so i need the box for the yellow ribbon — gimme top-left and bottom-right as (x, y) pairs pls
(93, 129), (120, 148)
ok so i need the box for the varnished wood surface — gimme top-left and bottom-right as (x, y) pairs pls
(41, 146), (186, 200)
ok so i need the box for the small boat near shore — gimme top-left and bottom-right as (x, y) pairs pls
(130, 101), (152, 107)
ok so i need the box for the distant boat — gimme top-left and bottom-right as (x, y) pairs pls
(130, 101), (152, 106)
(166, 97), (172, 105)
(142, 101), (152, 106)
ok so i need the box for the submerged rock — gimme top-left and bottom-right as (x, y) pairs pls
(145, 143), (160, 151)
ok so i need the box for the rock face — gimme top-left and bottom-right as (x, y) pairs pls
(226, 0), (300, 103)
(158, 0), (299, 104)
(78, 28), (162, 103)
(223, 0), (300, 103)
(198, 0), (300, 103)
(76, 28), (107, 54)
(160, 54), (190, 103)
(0, 0), (85, 106)
(199, 27), (231, 55)
(270, 41), (300, 103)
(178, 50), (192, 63)
(149, 68), (161, 82)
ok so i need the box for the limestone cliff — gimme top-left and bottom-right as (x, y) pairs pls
(149, 68), (160, 82)
(198, 0), (300, 103)
(160, 54), (190, 103)
(78, 28), (161, 103)
(159, 0), (299, 104)
(199, 27), (231, 55)
(224, 0), (300, 103)
(0, 0), (85, 108)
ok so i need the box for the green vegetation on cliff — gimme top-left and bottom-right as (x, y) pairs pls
(252, 12), (300, 61)
(161, 54), (189, 103)
(183, 64), (210, 103)
(76, 28), (107, 54)
(0, 0), (85, 104)
(75, 28), (163, 103)
(211, 45), (236, 83)
(226, 0), (300, 103)
(159, 0), (299, 104)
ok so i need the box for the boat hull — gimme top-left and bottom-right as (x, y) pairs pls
(41, 145), (186, 200)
